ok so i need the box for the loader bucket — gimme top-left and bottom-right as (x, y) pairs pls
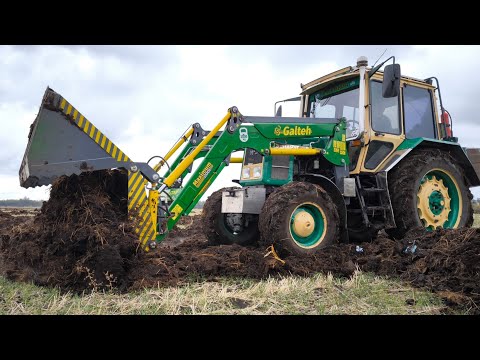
(19, 87), (157, 250)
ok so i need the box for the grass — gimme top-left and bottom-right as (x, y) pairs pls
(474, 214), (480, 228)
(0, 271), (448, 315)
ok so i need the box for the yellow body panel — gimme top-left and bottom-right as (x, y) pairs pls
(270, 147), (321, 156)
(230, 157), (244, 163)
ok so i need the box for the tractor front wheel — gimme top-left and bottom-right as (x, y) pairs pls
(258, 181), (340, 256)
(202, 188), (259, 246)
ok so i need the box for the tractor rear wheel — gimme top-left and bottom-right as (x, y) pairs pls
(386, 149), (473, 239)
(258, 181), (340, 256)
(202, 188), (259, 246)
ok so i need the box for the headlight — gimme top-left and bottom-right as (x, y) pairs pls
(253, 166), (262, 178)
(242, 167), (251, 179)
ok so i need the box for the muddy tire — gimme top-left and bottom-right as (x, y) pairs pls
(386, 148), (473, 239)
(202, 188), (259, 246)
(258, 181), (340, 256)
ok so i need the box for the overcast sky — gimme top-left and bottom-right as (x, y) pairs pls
(1, 45), (479, 201)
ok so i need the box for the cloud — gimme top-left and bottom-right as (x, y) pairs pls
(1, 45), (479, 202)
(0, 174), (50, 200)
(0, 102), (38, 176)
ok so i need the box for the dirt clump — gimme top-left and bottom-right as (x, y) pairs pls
(161, 215), (204, 247)
(8, 208), (39, 215)
(0, 170), (138, 292)
(0, 210), (33, 236)
(399, 227), (480, 308)
(0, 210), (12, 221)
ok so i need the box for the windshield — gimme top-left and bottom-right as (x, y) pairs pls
(308, 77), (360, 139)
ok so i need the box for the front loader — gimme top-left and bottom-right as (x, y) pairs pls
(20, 56), (480, 256)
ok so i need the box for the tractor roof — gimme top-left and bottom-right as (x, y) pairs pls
(300, 65), (435, 95)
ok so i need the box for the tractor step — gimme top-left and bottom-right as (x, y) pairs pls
(354, 173), (396, 229)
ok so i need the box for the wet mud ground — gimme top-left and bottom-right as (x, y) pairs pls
(1, 170), (479, 312)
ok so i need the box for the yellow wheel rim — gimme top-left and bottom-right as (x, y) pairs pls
(417, 170), (461, 230)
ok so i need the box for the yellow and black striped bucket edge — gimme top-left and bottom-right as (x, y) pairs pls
(58, 97), (155, 250)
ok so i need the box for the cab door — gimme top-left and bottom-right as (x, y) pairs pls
(358, 78), (405, 172)
(402, 83), (438, 140)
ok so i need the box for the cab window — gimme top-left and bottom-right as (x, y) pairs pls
(370, 81), (400, 134)
(403, 85), (436, 139)
(308, 77), (360, 138)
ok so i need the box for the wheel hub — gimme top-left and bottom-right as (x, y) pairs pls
(225, 213), (245, 233)
(292, 210), (315, 238)
(289, 202), (327, 249)
(417, 175), (451, 229)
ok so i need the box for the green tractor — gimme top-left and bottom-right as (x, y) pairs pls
(20, 56), (480, 256)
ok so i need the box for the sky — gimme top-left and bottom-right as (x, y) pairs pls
(1, 45), (479, 201)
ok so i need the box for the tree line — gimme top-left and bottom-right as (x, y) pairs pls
(0, 197), (43, 208)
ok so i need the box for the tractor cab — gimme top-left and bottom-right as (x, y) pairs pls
(296, 56), (448, 175)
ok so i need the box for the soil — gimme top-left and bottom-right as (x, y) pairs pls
(0, 210), (34, 236)
(0, 170), (137, 292)
(1, 171), (479, 312)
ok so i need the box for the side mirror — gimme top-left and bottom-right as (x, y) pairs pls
(275, 105), (282, 117)
(382, 64), (401, 98)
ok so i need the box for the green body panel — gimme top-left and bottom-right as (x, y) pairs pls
(184, 161), (226, 215)
(158, 136), (225, 196)
(253, 120), (348, 167)
(155, 118), (349, 243)
(239, 134), (332, 187)
(322, 117), (349, 166)
(381, 138), (466, 174)
(239, 155), (294, 187)
(254, 123), (337, 139)
(307, 77), (360, 102)
(397, 137), (460, 151)
(387, 137), (480, 187)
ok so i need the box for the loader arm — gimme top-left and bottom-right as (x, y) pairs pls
(152, 107), (348, 248)
(19, 87), (347, 252)
(160, 132), (227, 182)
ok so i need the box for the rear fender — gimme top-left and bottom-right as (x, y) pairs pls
(378, 138), (480, 187)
